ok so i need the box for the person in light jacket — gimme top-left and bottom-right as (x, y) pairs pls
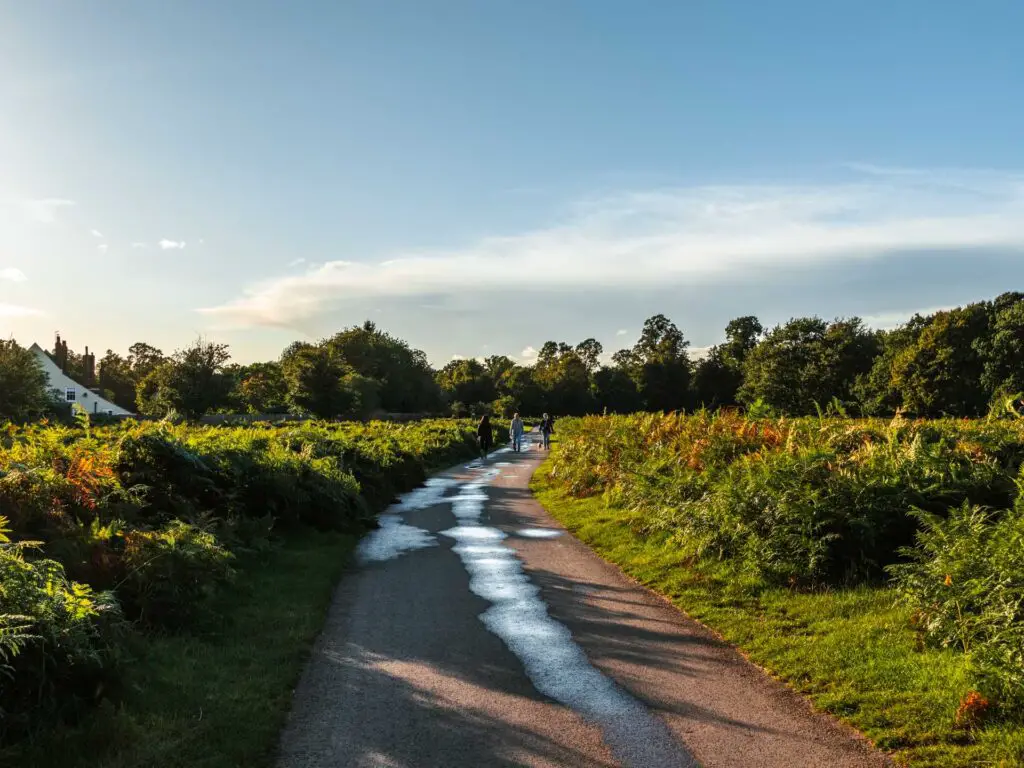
(509, 412), (525, 452)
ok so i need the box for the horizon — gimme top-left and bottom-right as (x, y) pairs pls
(4, 1), (1024, 367)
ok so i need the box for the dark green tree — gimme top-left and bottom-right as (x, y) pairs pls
(890, 303), (992, 416)
(852, 314), (931, 416)
(436, 358), (497, 408)
(977, 294), (1024, 402)
(692, 316), (763, 408)
(739, 317), (878, 414)
(232, 361), (289, 413)
(281, 344), (357, 418)
(618, 315), (692, 412)
(324, 321), (441, 413)
(592, 366), (642, 413)
(136, 339), (232, 418)
(0, 340), (53, 422)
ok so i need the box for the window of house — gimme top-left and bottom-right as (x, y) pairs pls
(65, 388), (76, 402)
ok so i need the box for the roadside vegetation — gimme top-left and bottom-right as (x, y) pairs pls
(534, 411), (1024, 766)
(0, 417), (489, 766)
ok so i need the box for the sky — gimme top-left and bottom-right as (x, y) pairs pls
(3, 1), (1024, 367)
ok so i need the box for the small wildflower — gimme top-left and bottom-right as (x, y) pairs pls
(944, 574), (953, 586)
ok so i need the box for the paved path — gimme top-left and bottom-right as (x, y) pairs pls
(278, 447), (889, 768)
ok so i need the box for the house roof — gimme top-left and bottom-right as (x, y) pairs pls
(29, 343), (135, 416)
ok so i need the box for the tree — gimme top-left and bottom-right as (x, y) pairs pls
(977, 294), (1024, 402)
(739, 317), (878, 414)
(891, 303), (992, 416)
(592, 366), (641, 413)
(136, 339), (232, 418)
(532, 341), (594, 415)
(484, 355), (518, 390)
(0, 340), (52, 422)
(853, 314), (931, 416)
(618, 315), (693, 412)
(281, 345), (353, 418)
(693, 316), (763, 408)
(97, 351), (137, 410)
(232, 361), (288, 414)
(324, 321), (441, 413)
(128, 342), (166, 379)
(575, 339), (603, 373)
(436, 359), (496, 407)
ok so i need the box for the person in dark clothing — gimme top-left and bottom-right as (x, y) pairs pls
(539, 413), (555, 450)
(476, 414), (494, 460)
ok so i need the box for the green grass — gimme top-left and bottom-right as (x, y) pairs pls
(531, 458), (1024, 768)
(0, 529), (355, 768)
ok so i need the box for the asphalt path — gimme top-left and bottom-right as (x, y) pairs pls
(278, 445), (889, 768)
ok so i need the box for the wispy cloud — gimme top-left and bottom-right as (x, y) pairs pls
(0, 268), (27, 283)
(97, 244), (109, 254)
(0, 303), (42, 317)
(23, 198), (76, 224)
(615, 329), (628, 336)
(288, 258), (306, 267)
(521, 346), (538, 361)
(200, 166), (1024, 328)
(159, 239), (186, 250)
(688, 345), (713, 361)
(861, 305), (958, 330)
(90, 229), (104, 238)
(131, 242), (147, 249)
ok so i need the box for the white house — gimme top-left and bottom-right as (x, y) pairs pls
(29, 343), (134, 417)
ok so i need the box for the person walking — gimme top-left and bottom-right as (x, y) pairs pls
(509, 412), (525, 452)
(476, 413), (494, 460)
(539, 412), (555, 450)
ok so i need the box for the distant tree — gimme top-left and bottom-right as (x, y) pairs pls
(692, 316), (763, 408)
(136, 339), (232, 418)
(128, 342), (167, 379)
(0, 340), (53, 422)
(891, 303), (992, 416)
(97, 351), (137, 410)
(232, 361), (289, 414)
(483, 355), (518, 389)
(852, 314), (931, 416)
(532, 341), (594, 415)
(592, 366), (642, 413)
(739, 317), (877, 414)
(503, 365), (545, 416)
(977, 294), (1024, 402)
(324, 321), (441, 413)
(436, 359), (497, 407)
(575, 339), (604, 373)
(617, 315), (692, 412)
(281, 345), (353, 418)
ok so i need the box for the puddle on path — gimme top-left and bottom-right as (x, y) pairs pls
(515, 527), (565, 539)
(356, 514), (437, 563)
(441, 468), (698, 768)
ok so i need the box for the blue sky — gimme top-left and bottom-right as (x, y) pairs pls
(3, 1), (1024, 365)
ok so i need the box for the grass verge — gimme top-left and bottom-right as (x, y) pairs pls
(0, 529), (355, 768)
(531, 457), (1024, 768)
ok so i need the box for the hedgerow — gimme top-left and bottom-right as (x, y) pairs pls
(546, 411), (1024, 716)
(0, 417), (486, 742)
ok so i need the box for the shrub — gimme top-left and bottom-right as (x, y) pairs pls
(0, 517), (125, 740)
(891, 503), (1024, 713)
(118, 520), (235, 628)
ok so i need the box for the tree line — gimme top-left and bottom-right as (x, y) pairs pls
(2, 289), (1023, 423)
